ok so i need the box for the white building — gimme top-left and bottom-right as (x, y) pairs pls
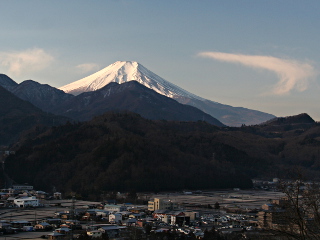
(104, 204), (127, 212)
(13, 196), (39, 207)
(87, 209), (109, 217)
(109, 213), (123, 223)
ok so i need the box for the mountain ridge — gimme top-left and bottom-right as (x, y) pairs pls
(11, 80), (74, 111)
(5, 111), (253, 195)
(0, 85), (69, 145)
(54, 81), (225, 126)
(59, 61), (275, 126)
(5, 110), (320, 198)
(0, 74), (18, 91)
(0, 74), (225, 127)
(263, 113), (315, 126)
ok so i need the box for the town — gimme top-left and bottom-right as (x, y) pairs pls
(0, 178), (315, 240)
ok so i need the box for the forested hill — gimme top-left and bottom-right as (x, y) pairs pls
(0, 85), (69, 146)
(5, 112), (253, 198)
(5, 112), (320, 200)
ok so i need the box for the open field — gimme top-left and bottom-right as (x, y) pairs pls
(0, 200), (99, 239)
(149, 189), (285, 210)
(0, 200), (100, 223)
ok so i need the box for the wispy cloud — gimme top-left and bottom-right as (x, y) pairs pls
(76, 63), (100, 73)
(198, 51), (317, 95)
(0, 48), (54, 77)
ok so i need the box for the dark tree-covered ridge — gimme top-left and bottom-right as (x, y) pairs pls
(0, 85), (69, 145)
(5, 112), (252, 198)
(5, 112), (320, 200)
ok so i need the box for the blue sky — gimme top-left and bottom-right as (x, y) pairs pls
(1, 1), (320, 120)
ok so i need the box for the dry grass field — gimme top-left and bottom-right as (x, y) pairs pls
(148, 189), (285, 210)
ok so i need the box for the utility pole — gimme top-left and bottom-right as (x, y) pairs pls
(70, 196), (76, 240)
(71, 196), (76, 220)
(34, 210), (37, 225)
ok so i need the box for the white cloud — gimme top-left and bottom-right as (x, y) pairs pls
(198, 51), (317, 95)
(0, 48), (54, 77)
(76, 63), (100, 73)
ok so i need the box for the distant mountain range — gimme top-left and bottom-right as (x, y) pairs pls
(60, 61), (276, 126)
(0, 75), (224, 128)
(0, 61), (275, 127)
(54, 81), (224, 126)
(2, 64), (320, 197)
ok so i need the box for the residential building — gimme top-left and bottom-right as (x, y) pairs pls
(13, 196), (39, 207)
(34, 222), (52, 230)
(12, 184), (33, 191)
(99, 225), (120, 238)
(87, 230), (103, 238)
(104, 204), (127, 212)
(148, 198), (178, 211)
(184, 211), (200, 221)
(47, 231), (64, 240)
(109, 213), (123, 223)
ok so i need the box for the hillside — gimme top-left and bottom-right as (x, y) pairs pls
(54, 81), (225, 126)
(262, 113), (315, 127)
(0, 74), (224, 127)
(5, 112), (320, 200)
(0, 74), (17, 91)
(5, 112), (252, 198)
(0, 86), (69, 146)
(11, 80), (74, 111)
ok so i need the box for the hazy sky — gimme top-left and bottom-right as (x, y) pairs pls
(1, 1), (319, 120)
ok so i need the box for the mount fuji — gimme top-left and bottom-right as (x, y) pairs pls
(60, 61), (275, 126)
(56, 81), (225, 126)
(60, 61), (201, 100)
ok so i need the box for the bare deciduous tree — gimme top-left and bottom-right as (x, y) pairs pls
(261, 172), (320, 239)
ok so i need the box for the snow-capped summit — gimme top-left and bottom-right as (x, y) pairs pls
(59, 61), (276, 126)
(59, 61), (203, 100)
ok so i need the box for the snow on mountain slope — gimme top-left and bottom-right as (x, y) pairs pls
(11, 80), (74, 112)
(59, 61), (203, 100)
(59, 61), (275, 126)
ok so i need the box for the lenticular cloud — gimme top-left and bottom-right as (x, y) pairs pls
(198, 51), (316, 95)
